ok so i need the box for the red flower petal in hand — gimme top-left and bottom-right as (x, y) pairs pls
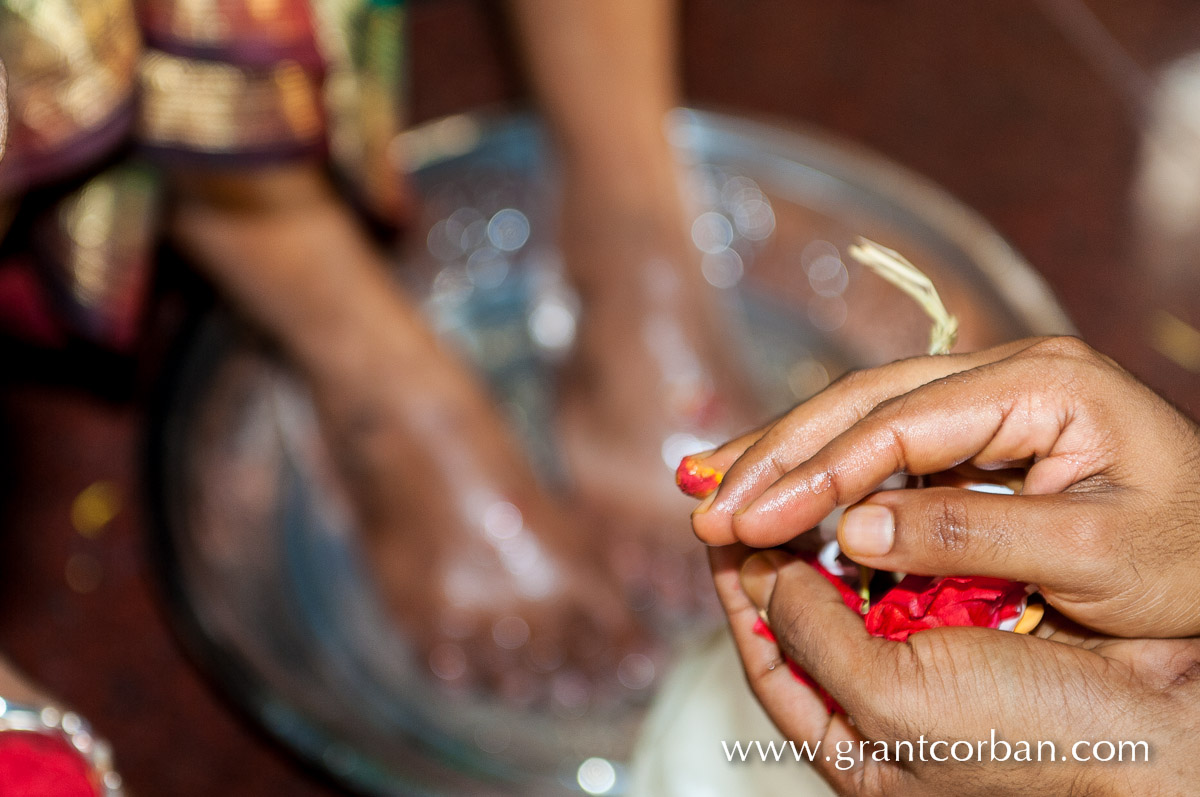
(676, 455), (722, 498)
(677, 459), (1039, 711)
(753, 567), (1034, 713)
(865, 575), (1030, 642)
(805, 553), (865, 614)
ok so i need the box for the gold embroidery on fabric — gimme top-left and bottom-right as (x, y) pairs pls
(145, 0), (312, 49)
(138, 50), (322, 152)
(310, 0), (406, 213)
(1, 0), (140, 149)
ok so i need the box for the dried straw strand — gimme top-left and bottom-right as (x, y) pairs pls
(844, 238), (960, 609)
(847, 238), (959, 355)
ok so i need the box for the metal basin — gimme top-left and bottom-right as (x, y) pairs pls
(148, 110), (1072, 796)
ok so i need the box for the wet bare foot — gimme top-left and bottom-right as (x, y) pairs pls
(555, 167), (763, 619)
(172, 178), (657, 709)
(313, 328), (658, 707)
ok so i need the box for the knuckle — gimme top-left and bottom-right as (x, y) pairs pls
(865, 386), (928, 430)
(829, 367), (869, 392)
(906, 632), (959, 679)
(870, 391), (908, 418)
(1163, 645), (1200, 689)
(851, 691), (916, 743)
(867, 393), (921, 440)
(859, 653), (923, 736)
(888, 648), (921, 715)
(738, 435), (790, 483)
(924, 493), (971, 556)
(762, 448), (791, 482)
(744, 654), (775, 693)
(1026, 335), (1095, 364)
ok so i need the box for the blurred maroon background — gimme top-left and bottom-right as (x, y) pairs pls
(2, 1), (1198, 794)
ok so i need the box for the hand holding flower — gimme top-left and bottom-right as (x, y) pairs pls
(709, 543), (1200, 796)
(690, 336), (1200, 638)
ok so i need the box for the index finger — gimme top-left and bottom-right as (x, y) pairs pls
(726, 346), (1106, 548)
(690, 338), (1046, 545)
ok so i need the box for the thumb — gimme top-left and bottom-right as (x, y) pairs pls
(837, 487), (1119, 609)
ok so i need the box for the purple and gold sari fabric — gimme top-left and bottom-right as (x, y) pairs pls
(0, 0), (407, 349)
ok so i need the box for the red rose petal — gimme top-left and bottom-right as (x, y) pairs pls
(749, 556), (1028, 714)
(684, 464), (1031, 712)
(808, 556), (866, 614)
(865, 575), (1027, 642)
(675, 455), (723, 498)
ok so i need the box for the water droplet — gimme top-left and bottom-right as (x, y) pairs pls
(733, 196), (776, 241)
(487, 208), (530, 252)
(808, 253), (849, 297)
(577, 757), (618, 795)
(483, 501), (523, 541)
(492, 615), (531, 650)
(528, 299), (577, 351)
(617, 653), (656, 690)
(701, 248), (744, 288)
(691, 211), (735, 254)
(808, 295), (848, 332)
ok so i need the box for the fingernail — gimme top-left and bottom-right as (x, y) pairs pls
(692, 448), (718, 460)
(739, 552), (779, 610)
(839, 504), (895, 557)
(692, 492), (716, 515)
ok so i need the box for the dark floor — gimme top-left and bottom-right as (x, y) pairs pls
(2, 1), (1199, 794)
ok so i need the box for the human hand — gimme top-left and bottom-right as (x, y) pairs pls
(689, 337), (1200, 638)
(709, 544), (1200, 796)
